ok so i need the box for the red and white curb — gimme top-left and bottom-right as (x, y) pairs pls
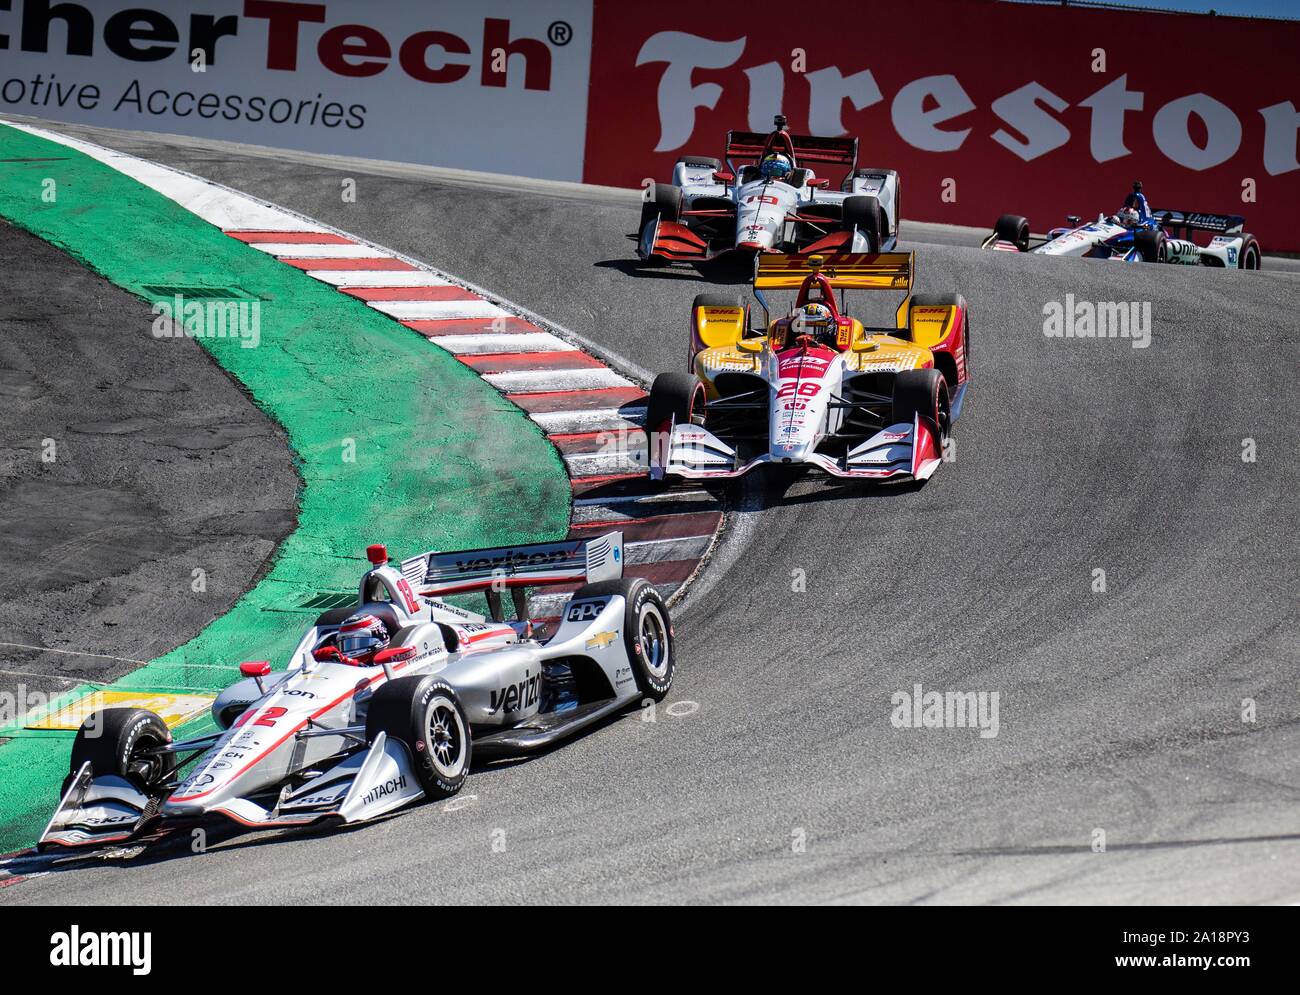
(4, 121), (723, 621)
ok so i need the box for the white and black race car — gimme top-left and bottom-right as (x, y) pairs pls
(637, 114), (900, 263)
(39, 532), (674, 850)
(982, 208), (1262, 269)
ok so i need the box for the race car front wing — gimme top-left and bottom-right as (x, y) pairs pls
(650, 412), (943, 481)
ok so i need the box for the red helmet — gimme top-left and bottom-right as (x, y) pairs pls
(337, 613), (390, 664)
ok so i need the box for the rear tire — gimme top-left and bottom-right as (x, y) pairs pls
(568, 578), (675, 701)
(64, 708), (175, 797)
(842, 195), (883, 252)
(892, 369), (951, 445)
(1238, 236), (1261, 270)
(646, 372), (703, 435)
(366, 676), (470, 800)
(994, 213), (1030, 252)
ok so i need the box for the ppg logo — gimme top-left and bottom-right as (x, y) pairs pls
(566, 600), (607, 622)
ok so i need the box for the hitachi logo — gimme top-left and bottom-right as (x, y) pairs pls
(360, 774), (406, 806)
(489, 669), (540, 715)
(0, 2), (555, 90)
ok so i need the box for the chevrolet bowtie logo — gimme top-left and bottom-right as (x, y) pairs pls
(585, 630), (618, 650)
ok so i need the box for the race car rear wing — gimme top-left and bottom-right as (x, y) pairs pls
(754, 251), (914, 291)
(725, 130), (858, 169)
(1155, 210), (1246, 235)
(400, 531), (624, 598)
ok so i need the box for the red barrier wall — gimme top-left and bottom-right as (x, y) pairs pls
(584, 0), (1300, 250)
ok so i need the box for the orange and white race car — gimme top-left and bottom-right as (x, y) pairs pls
(646, 252), (971, 482)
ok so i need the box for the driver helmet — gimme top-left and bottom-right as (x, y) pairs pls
(337, 612), (390, 664)
(1117, 207), (1140, 228)
(760, 153), (793, 181)
(794, 302), (836, 345)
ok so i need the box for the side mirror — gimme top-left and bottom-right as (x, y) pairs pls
(1066, 215), (1081, 226)
(736, 338), (762, 353)
(239, 660), (271, 694)
(808, 178), (829, 189)
(713, 170), (734, 184)
(852, 338), (881, 352)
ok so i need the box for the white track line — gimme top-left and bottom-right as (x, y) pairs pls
(306, 270), (456, 288)
(369, 299), (508, 321)
(626, 535), (714, 565)
(431, 332), (575, 355)
(563, 450), (649, 476)
(248, 243), (382, 258)
(529, 408), (647, 435)
(484, 368), (633, 393)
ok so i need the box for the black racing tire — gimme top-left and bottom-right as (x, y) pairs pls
(646, 372), (704, 435)
(568, 578), (675, 701)
(994, 213), (1030, 252)
(1238, 236), (1261, 270)
(676, 155), (722, 172)
(639, 182), (683, 233)
(892, 368), (952, 445)
(842, 195), (883, 252)
(1134, 229), (1167, 263)
(63, 708), (176, 797)
(366, 676), (470, 800)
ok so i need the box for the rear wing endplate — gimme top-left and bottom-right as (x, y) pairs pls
(725, 130), (858, 169)
(1155, 210), (1245, 235)
(400, 531), (624, 598)
(754, 251), (914, 291)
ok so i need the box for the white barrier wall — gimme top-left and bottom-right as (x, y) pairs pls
(0, 0), (593, 179)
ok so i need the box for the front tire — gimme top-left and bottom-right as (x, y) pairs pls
(639, 183), (683, 235)
(1134, 229), (1167, 263)
(64, 708), (176, 797)
(646, 372), (703, 435)
(569, 578), (675, 701)
(366, 676), (471, 800)
(892, 369), (951, 446)
(843, 195), (883, 252)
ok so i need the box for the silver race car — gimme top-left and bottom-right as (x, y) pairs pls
(638, 114), (900, 263)
(40, 532), (674, 850)
(982, 208), (1262, 268)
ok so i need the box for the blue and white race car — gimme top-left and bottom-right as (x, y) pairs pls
(982, 207), (1261, 269)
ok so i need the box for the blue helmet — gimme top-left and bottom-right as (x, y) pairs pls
(760, 153), (793, 180)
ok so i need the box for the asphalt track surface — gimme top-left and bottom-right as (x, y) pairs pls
(0, 220), (297, 701)
(4, 123), (1299, 904)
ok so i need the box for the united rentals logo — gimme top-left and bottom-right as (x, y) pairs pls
(50, 927), (152, 975)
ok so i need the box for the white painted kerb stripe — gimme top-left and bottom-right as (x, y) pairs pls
(429, 332), (575, 355)
(305, 270), (455, 288)
(368, 299), (507, 321)
(484, 368), (632, 393)
(249, 243), (380, 258)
